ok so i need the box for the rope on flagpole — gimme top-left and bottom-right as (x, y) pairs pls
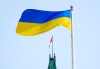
(70, 6), (75, 69)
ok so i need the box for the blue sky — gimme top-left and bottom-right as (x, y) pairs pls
(0, 0), (100, 69)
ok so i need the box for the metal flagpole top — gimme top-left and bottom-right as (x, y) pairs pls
(70, 5), (73, 11)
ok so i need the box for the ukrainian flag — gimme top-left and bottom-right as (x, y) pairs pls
(16, 9), (71, 36)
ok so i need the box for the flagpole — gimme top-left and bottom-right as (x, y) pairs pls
(70, 6), (75, 69)
(52, 36), (53, 58)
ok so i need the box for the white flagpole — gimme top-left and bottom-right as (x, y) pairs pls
(52, 36), (53, 58)
(70, 6), (75, 69)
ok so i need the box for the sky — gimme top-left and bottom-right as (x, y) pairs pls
(0, 0), (100, 69)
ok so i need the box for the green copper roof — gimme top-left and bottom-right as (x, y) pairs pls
(48, 54), (57, 69)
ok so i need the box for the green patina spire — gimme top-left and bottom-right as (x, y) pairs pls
(48, 54), (57, 69)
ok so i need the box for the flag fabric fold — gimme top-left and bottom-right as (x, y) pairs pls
(50, 36), (53, 43)
(16, 9), (71, 36)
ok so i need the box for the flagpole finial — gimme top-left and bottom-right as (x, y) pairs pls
(70, 5), (73, 11)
